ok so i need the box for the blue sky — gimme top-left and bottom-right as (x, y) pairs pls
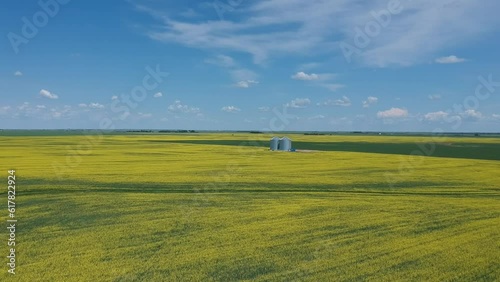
(1, 0), (500, 131)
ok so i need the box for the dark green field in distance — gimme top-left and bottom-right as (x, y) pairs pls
(148, 139), (500, 161)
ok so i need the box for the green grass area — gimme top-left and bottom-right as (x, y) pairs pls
(1, 133), (499, 281)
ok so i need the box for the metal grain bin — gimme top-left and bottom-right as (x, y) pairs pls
(270, 137), (279, 151)
(278, 137), (292, 151)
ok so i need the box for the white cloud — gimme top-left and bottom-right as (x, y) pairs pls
(428, 94), (442, 100)
(286, 98), (311, 108)
(461, 109), (483, 120)
(18, 102), (30, 111)
(362, 96), (378, 108)
(14, 71), (23, 76)
(492, 114), (500, 120)
(78, 103), (87, 108)
(111, 95), (118, 100)
(435, 55), (466, 64)
(221, 106), (241, 113)
(424, 111), (449, 121)
(318, 96), (351, 107)
(168, 100), (200, 114)
(292, 72), (319, 81)
(205, 54), (235, 67)
(205, 55), (259, 87)
(9, 103), (80, 120)
(292, 71), (343, 92)
(0, 106), (11, 115)
(154, 92), (163, 98)
(40, 89), (58, 100)
(377, 108), (409, 119)
(258, 106), (270, 112)
(291, 72), (335, 81)
(235, 80), (259, 88)
(141, 1), (500, 67)
(89, 103), (105, 109)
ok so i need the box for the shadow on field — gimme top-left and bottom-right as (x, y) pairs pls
(19, 178), (498, 198)
(145, 140), (500, 161)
